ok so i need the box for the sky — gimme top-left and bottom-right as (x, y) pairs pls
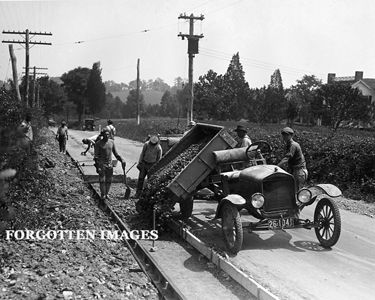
(0, 0), (375, 89)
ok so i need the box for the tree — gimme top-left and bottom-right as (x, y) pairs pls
(128, 79), (147, 91)
(146, 78), (170, 92)
(285, 93), (299, 124)
(288, 75), (322, 124)
(315, 83), (371, 130)
(86, 62), (106, 115)
(144, 103), (161, 117)
(265, 69), (286, 123)
(269, 69), (284, 91)
(38, 76), (66, 117)
(222, 53), (251, 120)
(160, 90), (177, 117)
(124, 89), (145, 118)
(194, 70), (225, 120)
(98, 93), (126, 119)
(61, 67), (91, 122)
(250, 87), (268, 124)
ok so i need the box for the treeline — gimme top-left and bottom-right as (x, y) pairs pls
(3, 54), (371, 129)
(105, 52), (372, 130)
(193, 53), (372, 129)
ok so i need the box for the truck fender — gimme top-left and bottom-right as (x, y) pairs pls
(303, 184), (342, 204)
(215, 194), (246, 219)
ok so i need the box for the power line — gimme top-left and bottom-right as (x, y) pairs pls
(200, 47), (325, 76)
(2, 29), (52, 107)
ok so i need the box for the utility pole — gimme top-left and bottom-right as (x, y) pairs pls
(36, 83), (40, 108)
(2, 30), (52, 107)
(23, 67), (48, 107)
(8, 45), (21, 101)
(136, 58), (140, 125)
(178, 13), (204, 123)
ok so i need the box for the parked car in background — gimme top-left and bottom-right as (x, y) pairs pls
(48, 119), (57, 126)
(82, 119), (95, 131)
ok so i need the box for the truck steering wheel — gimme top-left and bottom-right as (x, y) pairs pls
(246, 141), (272, 162)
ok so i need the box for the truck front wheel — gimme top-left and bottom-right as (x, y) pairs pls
(221, 203), (243, 254)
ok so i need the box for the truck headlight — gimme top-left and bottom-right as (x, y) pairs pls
(251, 193), (264, 208)
(297, 189), (312, 203)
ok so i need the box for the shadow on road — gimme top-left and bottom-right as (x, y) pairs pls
(293, 240), (332, 252)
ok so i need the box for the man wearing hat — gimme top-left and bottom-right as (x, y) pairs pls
(183, 120), (196, 136)
(56, 120), (68, 154)
(234, 125), (252, 148)
(278, 127), (308, 190)
(94, 128), (126, 200)
(136, 135), (163, 197)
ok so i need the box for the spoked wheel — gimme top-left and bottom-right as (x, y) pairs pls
(314, 198), (341, 248)
(221, 203), (243, 254)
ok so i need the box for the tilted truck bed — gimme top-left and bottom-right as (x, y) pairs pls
(149, 123), (237, 200)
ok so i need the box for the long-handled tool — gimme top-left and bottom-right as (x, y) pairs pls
(124, 162), (137, 199)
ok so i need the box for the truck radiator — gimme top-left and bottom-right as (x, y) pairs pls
(262, 179), (295, 212)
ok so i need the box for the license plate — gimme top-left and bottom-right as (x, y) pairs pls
(268, 217), (294, 230)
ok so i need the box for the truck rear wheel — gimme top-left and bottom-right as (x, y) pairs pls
(179, 196), (194, 219)
(221, 203), (243, 254)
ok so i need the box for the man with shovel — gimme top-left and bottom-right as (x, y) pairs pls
(135, 135), (162, 197)
(94, 128), (126, 201)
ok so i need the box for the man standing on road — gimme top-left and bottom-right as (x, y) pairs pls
(94, 128), (126, 201)
(136, 135), (162, 197)
(56, 121), (68, 154)
(277, 127), (308, 190)
(18, 114), (33, 155)
(234, 125), (252, 148)
(105, 119), (116, 140)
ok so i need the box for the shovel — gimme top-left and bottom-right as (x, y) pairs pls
(124, 162), (137, 199)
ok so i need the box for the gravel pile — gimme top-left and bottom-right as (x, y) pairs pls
(0, 128), (157, 299)
(135, 142), (206, 231)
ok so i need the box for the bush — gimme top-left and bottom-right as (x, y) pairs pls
(0, 86), (46, 232)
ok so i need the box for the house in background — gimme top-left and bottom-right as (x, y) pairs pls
(327, 71), (375, 104)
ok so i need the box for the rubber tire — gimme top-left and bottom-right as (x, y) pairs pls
(314, 198), (341, 248)
(179, 196), (194, 220)
(221, 203), (243, 254)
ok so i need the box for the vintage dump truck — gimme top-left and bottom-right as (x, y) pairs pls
(147, 123), (237, 217)
(146, 123), (342, 254)
(211, 144), (342, 253)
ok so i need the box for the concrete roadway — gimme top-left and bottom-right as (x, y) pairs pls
(60, 128), (143, 180)
(189, 200), (375, 300)
(63, 128), (375, 299)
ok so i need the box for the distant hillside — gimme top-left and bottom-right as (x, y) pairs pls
(109, 90), (164, 105)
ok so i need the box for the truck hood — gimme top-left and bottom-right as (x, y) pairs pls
(239, 165), (291, 183)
